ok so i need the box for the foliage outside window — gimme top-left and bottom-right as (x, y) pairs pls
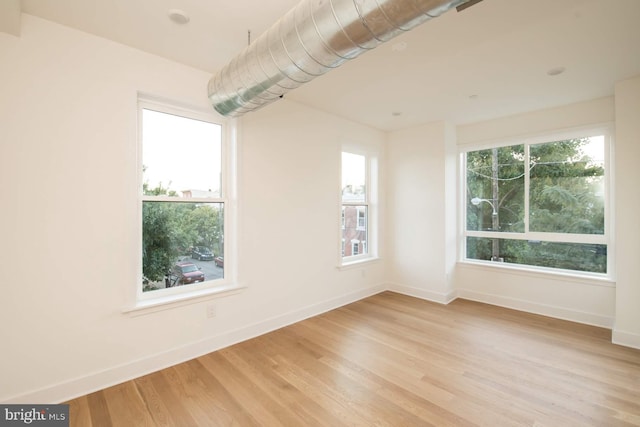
(464, 131), (609, 274)
(342, 152), (369, 260)
(140, 102), (226, 294)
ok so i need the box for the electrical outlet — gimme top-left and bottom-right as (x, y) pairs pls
(206, 304), (216, 318)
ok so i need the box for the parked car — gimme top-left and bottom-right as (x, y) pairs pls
(191, 246), (214, 261)
(214, 256), (224, 268)
(167, 262), (205, 286)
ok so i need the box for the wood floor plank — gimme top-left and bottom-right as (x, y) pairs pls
(217, 339), (336, 426)
(198, 351), (290, 426)
(146, 368), (201, 426)
(162, 362), (234, 426)
(264, 328), (428, 426)
(65, 292), (640, 426)
(67, 395), (92, 427)
(85, 390), (113, 427)
(133, 373), (188, 426)
(101, 381), (154, 427)
(279, 326), (474, 427)
(293, 309), (531, 426)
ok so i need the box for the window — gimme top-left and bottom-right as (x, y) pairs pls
(139, 98), (232, 298)
(341, 151), (376, 262)
(463, 129), (610, 275)
(352, 241), (360, 256)
(357, 207), (366, 230)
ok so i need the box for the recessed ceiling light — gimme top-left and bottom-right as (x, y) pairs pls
(168, 9), (190, 25)
(547, 66), (566, 77)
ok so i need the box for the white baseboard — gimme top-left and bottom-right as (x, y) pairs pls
(5, 284), (386, 404)
(7, 282), (628, 404)
(612, 329), (640, 350)
(387, 283), (458, 305)
(457, 289), (614, 329)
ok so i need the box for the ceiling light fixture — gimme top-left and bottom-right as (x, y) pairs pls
(168, 9), (190, 25)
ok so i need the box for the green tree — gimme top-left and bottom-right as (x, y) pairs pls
(142, 201), (178, 283)
(466, 144), (525, 233)
(142, 179), (180, 283)
(142, 176), (224, 289)
(466, 138), (606, 272)
(529, 138), (604, 234)
(187, 205), (224, 255)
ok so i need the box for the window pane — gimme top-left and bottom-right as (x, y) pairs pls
(142, 202), (224, 292)
(142, 109), (222, 198)
(342, 152), (366, 202)
(530, 137), (605, 234)
(342, 205), (367, 257)
(466, 145), (525, 233)
(466, 237), (606, 273)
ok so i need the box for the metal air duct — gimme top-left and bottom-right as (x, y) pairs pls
(208, 0), (471, 117)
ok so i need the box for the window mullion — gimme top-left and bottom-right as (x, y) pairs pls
(142, 196), (226, 204)
(524, 142), (530, 233)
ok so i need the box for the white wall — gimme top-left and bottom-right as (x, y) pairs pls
(238, 98), (386, 327)
(2, 12), (637, 405)
(456, 98), (617, 328)
(0, 15), (386, 403)
(386, 122), (458, 303)
(613, 75), (640, 348)
(386, 98), (618, 327)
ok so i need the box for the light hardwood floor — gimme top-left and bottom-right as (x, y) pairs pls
(66, 292), (640, 426)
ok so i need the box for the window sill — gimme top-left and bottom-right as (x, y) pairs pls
(338, 256), (381, 271)
(123, 283), (247, 317)
(458, 259), (615, 287)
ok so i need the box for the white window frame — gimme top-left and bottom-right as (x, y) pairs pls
(127, 95), (241, 314)
(340, 148), (378, 266)
(460, 124), (614, 279)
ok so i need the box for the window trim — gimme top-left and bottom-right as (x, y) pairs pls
(340, 149), (378, 266)
(459, 123), (614, 279)
(129, 94), (240, 312)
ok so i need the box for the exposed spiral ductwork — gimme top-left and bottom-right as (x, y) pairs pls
(208, 0), (472, 117)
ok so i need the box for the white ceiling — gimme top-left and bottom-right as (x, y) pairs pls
(19, 0), (640, 131)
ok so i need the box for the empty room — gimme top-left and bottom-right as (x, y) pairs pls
(1, 0), (640, 425)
